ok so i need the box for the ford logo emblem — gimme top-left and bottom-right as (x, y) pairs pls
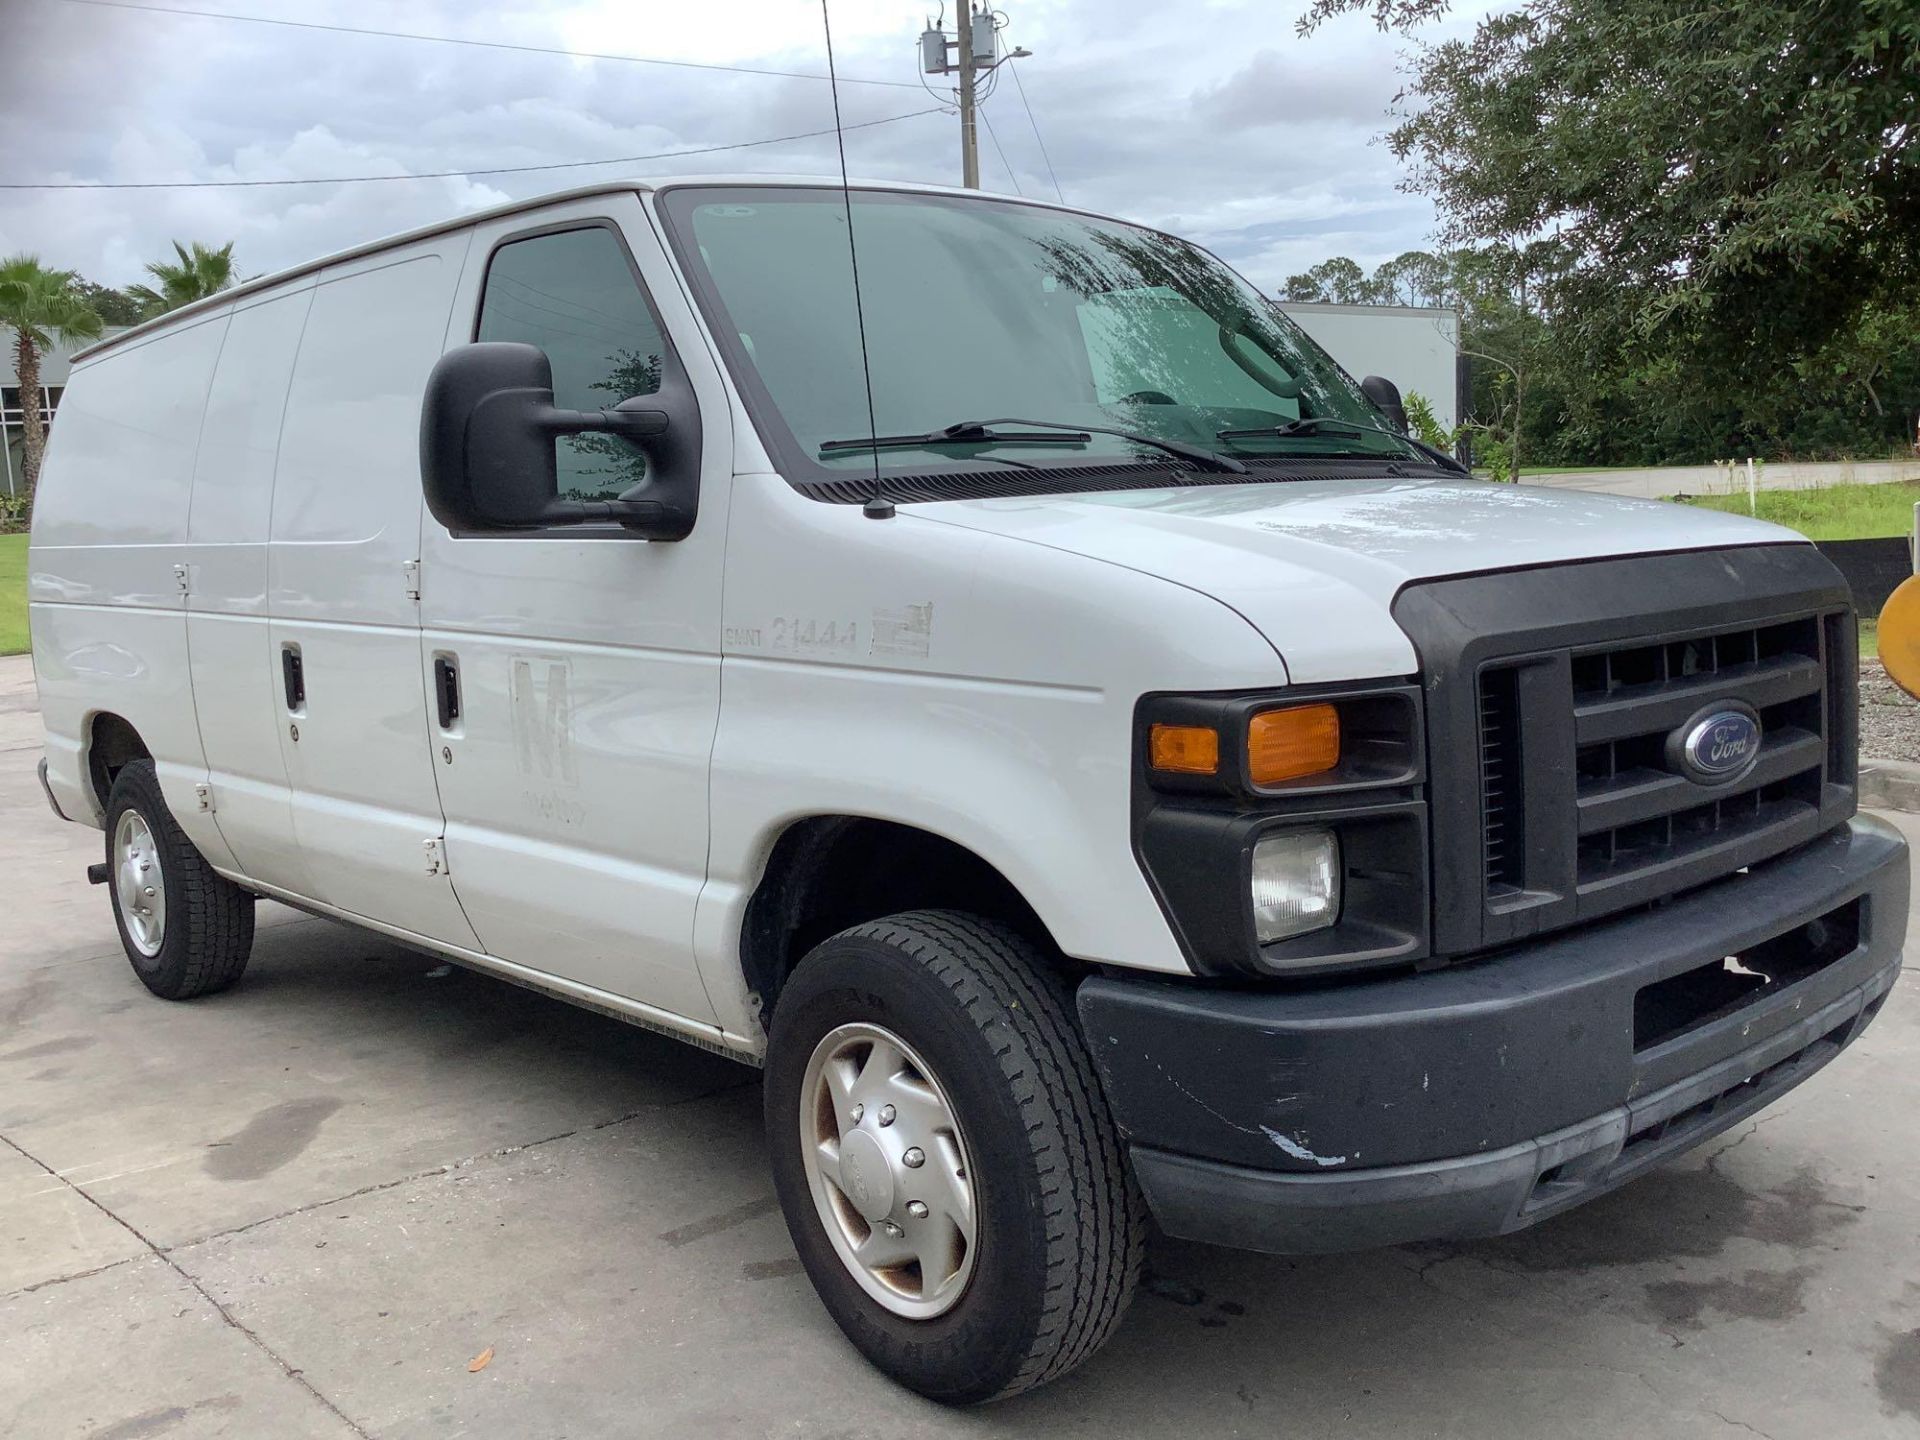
(1668, 703), (1763, 785)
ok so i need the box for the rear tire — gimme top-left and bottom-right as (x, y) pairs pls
(104, 760), (254, 999)
(764, 909), (1144, 1403)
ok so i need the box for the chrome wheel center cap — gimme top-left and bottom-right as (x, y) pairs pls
(837, 1128), (895, 1223)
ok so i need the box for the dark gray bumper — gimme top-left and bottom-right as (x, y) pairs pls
(1080, 815), (1907, 1255)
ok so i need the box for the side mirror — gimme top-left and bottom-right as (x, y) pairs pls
(419, 341), (699, 539)
(1359, 374), (1410, 435)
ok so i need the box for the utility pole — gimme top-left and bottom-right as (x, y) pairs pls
(955, 4), (978, 190)
(921, 6), (1031, 189)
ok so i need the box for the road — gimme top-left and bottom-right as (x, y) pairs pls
(1527, 457), (1920, 500)
(3, 651), (1918, 1438)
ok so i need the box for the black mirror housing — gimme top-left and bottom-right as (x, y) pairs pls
(420, 341), (699, 539)
(1359, 374), (1410, 435)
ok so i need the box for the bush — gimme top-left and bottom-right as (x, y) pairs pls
(0, 491), (29, 533)
(1403, 391), (1453, 453)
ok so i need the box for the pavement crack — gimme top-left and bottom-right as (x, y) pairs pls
(1, 1253), (143, 1302)
(170, 1078), (758, 1254)
(1703, 1113), (1786, 1177)
(0, 1129), (374, 1439)
(1707, 1409), (1777, 1440)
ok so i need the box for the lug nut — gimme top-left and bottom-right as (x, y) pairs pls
(902, 1146), (925, 1168)
(906, 1200), (929, 1219)
(143, 886), (156, 897)
(880, 1220), (903, 1238)
(850, 1103), (864, 1124)
(878, 1105), (896, 1127)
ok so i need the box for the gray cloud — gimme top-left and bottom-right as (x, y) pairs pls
(0, 0), (1494, 294)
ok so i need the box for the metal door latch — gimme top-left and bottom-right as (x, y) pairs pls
(174, 564), (190, 594)
(193, 782), (213, 813)
(423, 837), (447, 875)
(403, 560), (421, 601)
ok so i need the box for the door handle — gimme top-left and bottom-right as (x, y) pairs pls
(433, 655), (461, 730)
(281, 644), (305, 711)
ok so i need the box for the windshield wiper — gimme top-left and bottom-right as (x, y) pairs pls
(818, 421), (1092, 459)
(976, 416), (1247, 474)
(1217, 417), (1466, 473)
(820, 417), (1247, 475)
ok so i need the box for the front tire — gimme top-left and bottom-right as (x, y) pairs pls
(765, 910), (1144, 1403)
(104, 760), (255, 999)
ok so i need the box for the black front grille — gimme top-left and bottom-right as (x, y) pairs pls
(1392, 546), (1858, 958)
(1560, 615), (1828, 897)
(1479, 666), (1524, 895)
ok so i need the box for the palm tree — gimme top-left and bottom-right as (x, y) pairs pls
(0, 256), (104, 504)
(126, 240), (235, 318)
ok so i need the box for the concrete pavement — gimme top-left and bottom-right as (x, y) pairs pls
(3, 648), (1920, 1438)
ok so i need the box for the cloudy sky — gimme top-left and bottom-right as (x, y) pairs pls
(1, 0), (1493, 296)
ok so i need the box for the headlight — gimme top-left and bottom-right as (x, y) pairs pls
(1251, 828), (1340, 944)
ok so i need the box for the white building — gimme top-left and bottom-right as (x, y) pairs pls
(1279, 302), (1463, 433)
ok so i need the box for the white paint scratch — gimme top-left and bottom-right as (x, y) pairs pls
(1259, 1126), (1348, 1168)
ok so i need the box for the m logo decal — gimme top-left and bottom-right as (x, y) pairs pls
(510, 656), (577, 784)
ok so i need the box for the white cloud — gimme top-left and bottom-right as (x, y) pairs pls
(0, 0), (1500, 293)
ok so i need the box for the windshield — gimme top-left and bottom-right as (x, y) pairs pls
(655, 185), (1421, 491)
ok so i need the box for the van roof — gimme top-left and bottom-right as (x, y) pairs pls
(71, 175), (1094, 364)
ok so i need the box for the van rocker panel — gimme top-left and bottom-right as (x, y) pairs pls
(1077, 815), (1905, 1251)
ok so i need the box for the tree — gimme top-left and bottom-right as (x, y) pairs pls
(1282, 256), (1381, 304)
(1298, 0), (1920, 383)
(1372, 250), (1447, 307)
(0, 256), (104, 501)
(127, 240), (236, 318)
(71, 278), (143, 328)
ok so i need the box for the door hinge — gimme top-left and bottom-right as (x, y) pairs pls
(174, 563), (191, 595)
(423, 837), (447, 876)
(193, 782), (213, 813)
(403, 559), (421, 601)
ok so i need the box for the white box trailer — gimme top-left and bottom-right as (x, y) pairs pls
(1279, 301), (1462, 431)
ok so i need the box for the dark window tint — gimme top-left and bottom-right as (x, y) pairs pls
(477, 226), (665, 502)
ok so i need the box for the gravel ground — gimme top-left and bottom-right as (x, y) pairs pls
(1860, 658), (1920, 761)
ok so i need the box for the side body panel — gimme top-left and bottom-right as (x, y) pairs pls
(418, 194), (727, 1025)
(267, 236), (479, 947)
(694, 476), (1288, 1042)
(185, 277), (317, 893)
(29, 310), (231, 861)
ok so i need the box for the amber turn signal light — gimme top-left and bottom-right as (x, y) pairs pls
(1247, 704), (1341, 785)
(1149, 722), (1221, 775)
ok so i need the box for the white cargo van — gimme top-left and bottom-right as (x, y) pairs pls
(30, 178), (1906, 1402)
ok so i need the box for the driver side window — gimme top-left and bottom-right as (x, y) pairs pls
(476, 225), (666, 502)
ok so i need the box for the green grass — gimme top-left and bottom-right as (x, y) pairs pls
(1673, 481), (1920, 541)
(0, 534), (25, 657)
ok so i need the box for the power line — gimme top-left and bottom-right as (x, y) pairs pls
(1007, 55), (1064, 204)
(0, 107), (945, 190)
(61, 0), (924, 89)
(977, 104), (1024, 197)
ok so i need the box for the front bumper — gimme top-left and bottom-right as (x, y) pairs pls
(1078, 815), (1907, 1255)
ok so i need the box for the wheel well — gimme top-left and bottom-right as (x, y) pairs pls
(741, 818), (1068, 1023)
(86, 713), (150, 812)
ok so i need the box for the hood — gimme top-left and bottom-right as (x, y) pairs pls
(909, 476), (1806, 683)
